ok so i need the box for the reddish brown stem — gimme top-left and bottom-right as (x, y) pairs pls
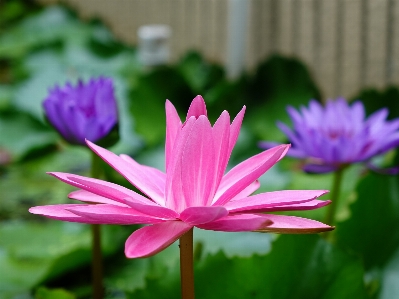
(179, 228), (195, 299)
(91, 224), (104, 298)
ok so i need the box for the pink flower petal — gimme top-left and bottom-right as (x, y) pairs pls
(29, 204), (101, 224)
(224, 190), (329, 213)
(179, 206), (228, 225)
(125, 221), (192, 258)
(165, 117), (196, 212)
(228, 106), (246, 155)
(212, 111), (231, 191)
(259, 199), (331, 212)
(213, 144), (290, 206)
(181, 116), (217, 207)
(186, 95), (207, 119)
(119, 154), (166, 204)
(126, 202), (179, 219)
(86, 140), (165, 205)
(165, 100), (183, 171)
(197, 214), (273, 232)
(254, 214), (333, 234)
(68, 190), (129, 207)
(67, 204), (165, 225)
(49, 172), (153, 206)
(229, 180), (260, 201)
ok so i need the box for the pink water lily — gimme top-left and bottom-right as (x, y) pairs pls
(30, 96), (333, 258)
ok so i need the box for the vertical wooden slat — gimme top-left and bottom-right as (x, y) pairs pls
(392, 0), (399, 84)
(334, 0), (344, 96)
(341, 0), (362, 98)
(298, 0), (314, 69)
(247, 0), (262, 68)
(366, 0), (388, 89)
(168, 0), (182, 61)
(209, 0), (217, 61)
(259, 0), (270, 58)
(385, 0), (395, 84)
(312, 0), (321, 69)
(318, 0), (338, 98)
(359, 0), (369, 87)
(199, 0), (210, 56)
(291, 0), (301, 55)
(216, 0), (228, 63)
(279, 0), (294, 56)
(269, 0), (280, 54)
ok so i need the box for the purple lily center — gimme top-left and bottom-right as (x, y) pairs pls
(323, 128), (353, 140)
(327, 131), (339, 139)
(80, 105), (96, 118)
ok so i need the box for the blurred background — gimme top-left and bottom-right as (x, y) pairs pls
(38, 0), (399, 98)
(1, 0), (399, 299)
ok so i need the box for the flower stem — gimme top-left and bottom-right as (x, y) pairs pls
(179, 228), (195, 299)
(91, 223), (103, 298)
(91, 152), (104, 298)
(324, 167), (345, 226)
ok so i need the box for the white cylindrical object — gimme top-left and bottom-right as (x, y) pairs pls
(137, 24), (172, 66)
(226, 0), (250, 79)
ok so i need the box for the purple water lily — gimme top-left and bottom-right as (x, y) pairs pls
(43, 77), (118, 145)
(260, 98), (399, 173)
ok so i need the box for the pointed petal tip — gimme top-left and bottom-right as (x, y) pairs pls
(252, 214), (334, 234)
(194, 95), (205, 102)
(165, 99), (177, 110)
(84, 138), (93, 145)
(47, 171), (62, 178)
(254, 225), (334, 234)
(29, 206), (39, 214)
(235, 106), (246, 119)
(186, 95), (207, 119)
(85, 139), (96, 148)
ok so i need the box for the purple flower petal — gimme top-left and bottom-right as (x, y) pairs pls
(262, 98), (399, 173)
(43, 77), (118, 145)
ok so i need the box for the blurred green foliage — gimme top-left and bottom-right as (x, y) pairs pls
(0, 1), (398, 299)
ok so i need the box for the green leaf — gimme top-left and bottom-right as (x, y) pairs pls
(126, 234), (368, 299)
(351, 87), (399, 119)
(0, 146), (90, 220)
(0, 221), (127, 298)
(128, 66), (194, 146)
(282, 164), (362, 222)
(378, 246), (399, 299)
(106, 243), (179, 294)
(0, 110), (57, 161)
(0, 84), (14, 111)
(177, 51), (224, 94)
(246, 55), (321, 142)
(194, 230), (274, 259)
(35, 287), (76, 299)
(0, 6), (84, 59)
(336, 172), (399, 270)
(0, 0), (34, 29)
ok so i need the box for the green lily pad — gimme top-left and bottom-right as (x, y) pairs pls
(0, 110), (57, 161)
(128, 66), (194, 146)
(336, 172), (399, 270)
(246, 55), (321, 143)
(35, 287), (76, 299)
(0, 221), (127, 299)
(351, 87), (399, 119)
(125, 234), (368, 299)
